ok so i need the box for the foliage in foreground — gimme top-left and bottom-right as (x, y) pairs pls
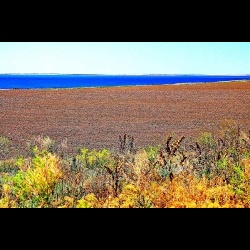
(0, 120), (250, 208)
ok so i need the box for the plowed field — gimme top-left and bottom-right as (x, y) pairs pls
(1, 81), (250, 155)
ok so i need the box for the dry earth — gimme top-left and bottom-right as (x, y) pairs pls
(1, 81), (250, 155)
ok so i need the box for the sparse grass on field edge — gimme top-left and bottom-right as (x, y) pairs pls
(0, 119), (250, 208)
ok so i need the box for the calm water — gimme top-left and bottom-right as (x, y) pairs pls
(1, 74), (250, 89)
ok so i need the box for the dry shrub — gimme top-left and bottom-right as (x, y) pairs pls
(0, 149), (63, 208)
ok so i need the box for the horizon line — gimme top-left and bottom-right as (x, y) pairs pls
(1, 73), (250, 76)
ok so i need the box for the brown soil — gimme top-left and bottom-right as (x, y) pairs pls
(1, 81), (250, 155)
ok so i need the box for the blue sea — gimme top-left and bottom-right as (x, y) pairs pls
(1, 74), (250, 89)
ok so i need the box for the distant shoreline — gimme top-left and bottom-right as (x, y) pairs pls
(1, 73), (250, 76)
(1, 79), (249, 91)
(1, 74), (250, 90)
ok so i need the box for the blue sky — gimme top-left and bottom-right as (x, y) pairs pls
(0, 42), (250, 75)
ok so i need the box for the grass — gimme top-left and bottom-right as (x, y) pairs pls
(0, 119), (250, 208)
